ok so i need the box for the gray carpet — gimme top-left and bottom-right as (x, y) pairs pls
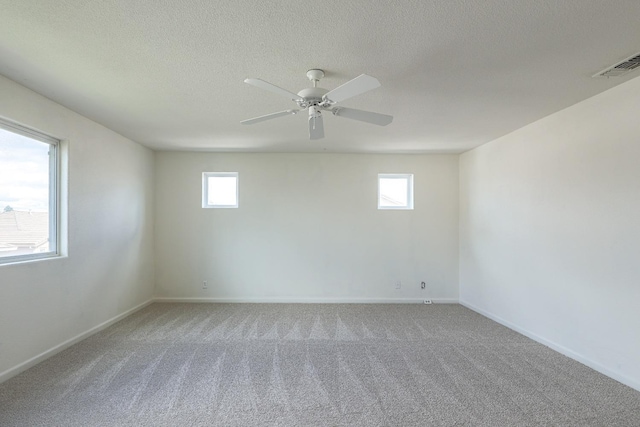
(1, 303), (639, 426)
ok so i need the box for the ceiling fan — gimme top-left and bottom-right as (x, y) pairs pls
(241, 69), (393, 140)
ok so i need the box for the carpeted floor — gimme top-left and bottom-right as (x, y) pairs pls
(1, 303), (639, 426)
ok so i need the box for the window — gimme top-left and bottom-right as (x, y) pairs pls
(0, 118), (60, 264)
(378, 174), (413, 210)
(202, 172), (238, 208)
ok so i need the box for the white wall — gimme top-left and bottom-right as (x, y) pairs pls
(460, 76), (640, 390)
(0, 75), (155, 379)
(155, 153), (459, 302)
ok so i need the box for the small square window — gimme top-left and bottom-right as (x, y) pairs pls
(202, 172), (238, 208)
(378, 174), (413, 210)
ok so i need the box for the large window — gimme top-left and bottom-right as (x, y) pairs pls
(0, 118), (60, 264)
(202, 172), (238, 208)
(378, 173), (414, 210)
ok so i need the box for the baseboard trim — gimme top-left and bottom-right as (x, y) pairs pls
(154, 297), (459, 304)
(460, 300), (640, 393)
(0, 299), (154, 384)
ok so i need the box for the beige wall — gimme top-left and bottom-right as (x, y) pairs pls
(0, 75), (155, 379)
(155, 153), (459, 302)
(460, 75), (640, 391)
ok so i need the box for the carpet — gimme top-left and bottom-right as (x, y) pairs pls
(1, 303), (639, 426)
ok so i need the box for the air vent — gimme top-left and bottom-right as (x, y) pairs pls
(593, 53), (640, 78)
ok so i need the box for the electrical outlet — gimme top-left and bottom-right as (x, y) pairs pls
(421, 281), (426, 289)
(395, 281), (402, 289)
(202, 280), (208, 290)
(423, 299), (432, 305)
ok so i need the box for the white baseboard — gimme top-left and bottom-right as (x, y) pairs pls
(154, 297), (459, 304)
(460, 300), (640, 393)
(0, 299), (154, 384)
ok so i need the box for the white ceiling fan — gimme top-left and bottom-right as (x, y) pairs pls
(241, 69), (393, 140)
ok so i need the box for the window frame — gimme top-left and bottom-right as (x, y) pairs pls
(0, 117), (61, 265)
(377, 173), (414, 210)
(202, 172), (239, 208)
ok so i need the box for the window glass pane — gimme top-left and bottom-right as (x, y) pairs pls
(0, 128), (52, 259)
(207, 176), (237, 206)
(379, 177), (408, 207)
(378, 173), (413, 210)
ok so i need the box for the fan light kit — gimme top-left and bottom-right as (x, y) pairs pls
(241, 69), (393, 140)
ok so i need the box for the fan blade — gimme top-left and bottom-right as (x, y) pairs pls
(309, 113), (324, 140)
(244, 78), (303, 101)
(240, 109), (299, 125)
(322, 74), (381, 103)
(332, 107), (393, 126)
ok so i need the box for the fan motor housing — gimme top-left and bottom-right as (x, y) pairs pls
(297, 87), (328, 104)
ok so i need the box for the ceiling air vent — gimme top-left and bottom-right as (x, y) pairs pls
(593, 53), (640, 78)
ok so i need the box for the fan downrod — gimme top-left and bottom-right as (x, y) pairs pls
(306, 69), (324, 87)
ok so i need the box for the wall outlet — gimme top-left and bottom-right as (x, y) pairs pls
(202, 280), (208, 290)
(423, 299), (432, 305)
(395, 281), (402, 289)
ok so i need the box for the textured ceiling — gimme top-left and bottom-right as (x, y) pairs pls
(1, 0), (640, 153)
